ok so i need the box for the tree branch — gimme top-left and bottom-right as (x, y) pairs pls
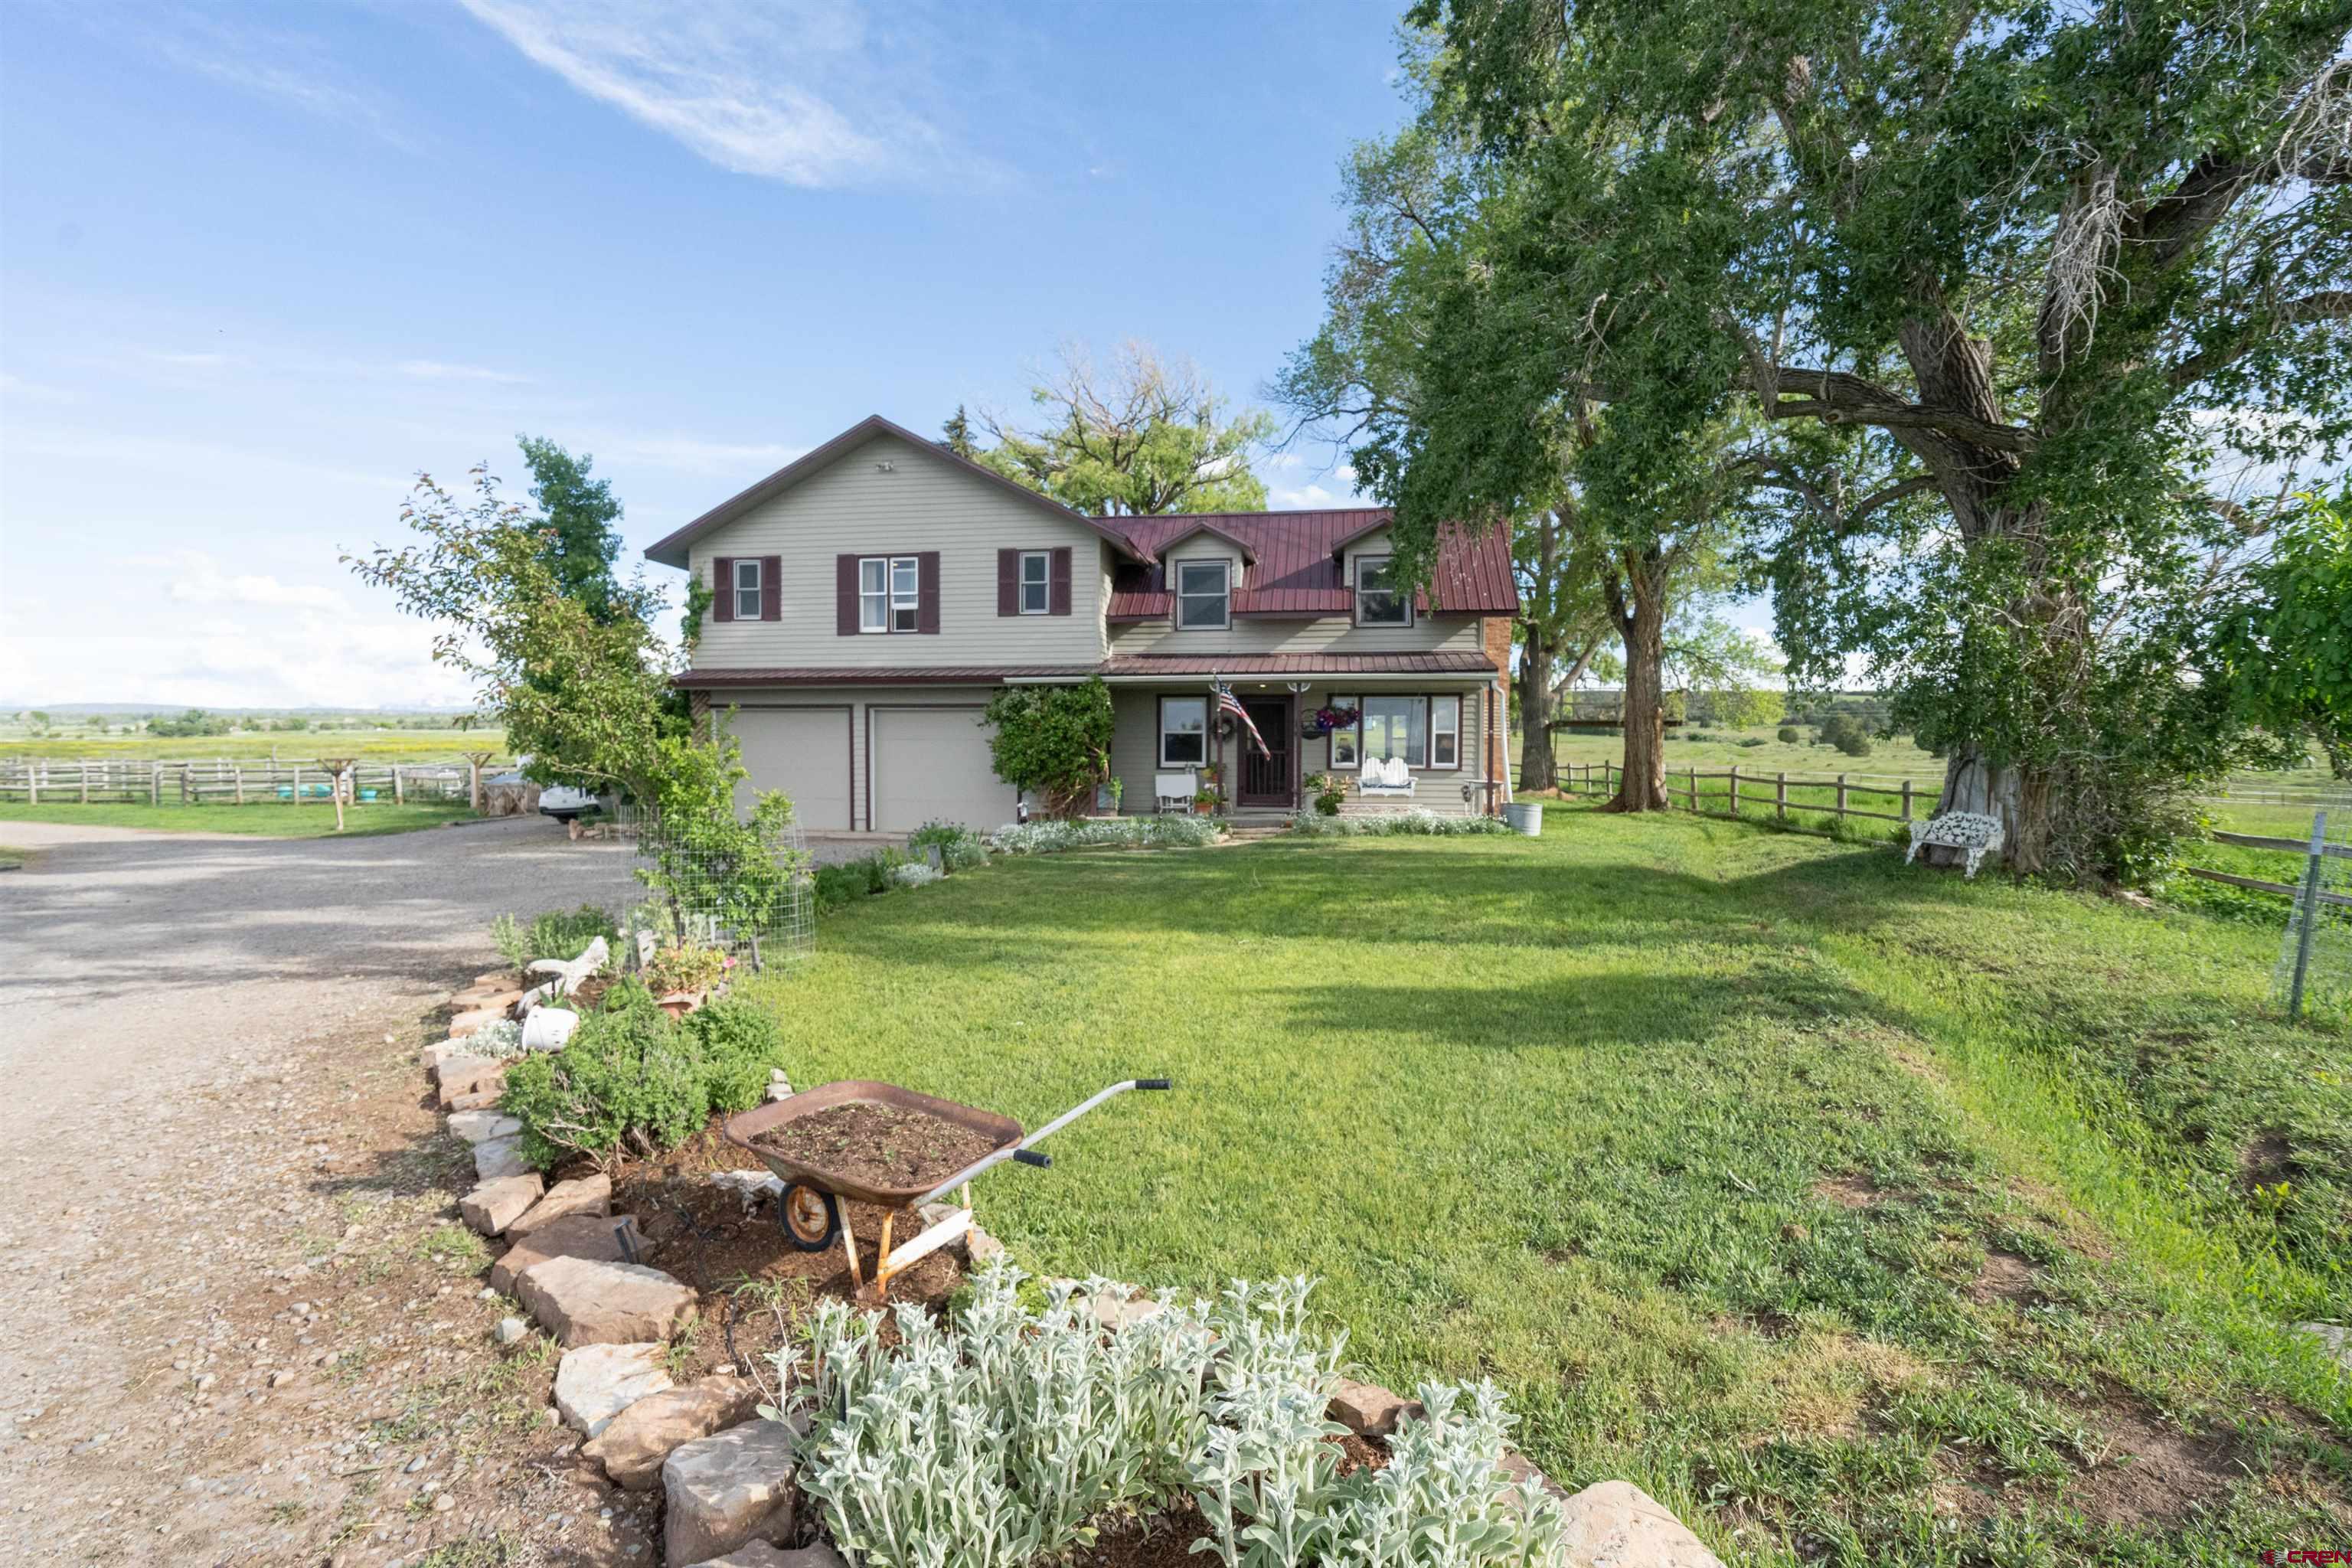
(2168, 289), (2352, 387)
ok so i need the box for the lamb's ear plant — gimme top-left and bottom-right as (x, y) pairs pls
(770, 1260), (1563, 1567)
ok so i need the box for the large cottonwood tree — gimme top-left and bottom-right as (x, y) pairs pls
(1374, 0), (2350, 876)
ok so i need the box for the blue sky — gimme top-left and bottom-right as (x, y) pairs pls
(0, 1), (1425, 708)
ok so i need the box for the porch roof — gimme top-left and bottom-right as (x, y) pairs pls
(674, 651), (1498, 690)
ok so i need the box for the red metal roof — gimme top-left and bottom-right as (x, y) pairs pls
(1099, 652), (1496, 677)
(1102, 509), (1517, 619)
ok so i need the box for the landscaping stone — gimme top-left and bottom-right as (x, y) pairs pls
(764, 1068), (792, 1103)
(2298, 1321), (2350, 1368)
(582, 1375), (762, 1491)
(686, 1547), (845, 1568)
(474, 970), (518, 989)
(662, 1419), (800, 1566)
(435, 1057), (506, 1109)
(966, 1227), (1006, 1266)
(708, 1170), (783, 1214)
(553, 1342), (674, 1438)
(473, 1135), (529, 1182)
(493, 1316), (529, 1345)
(489, 1212), (648, 1294)
(518, 1256), (696, 1348)
(459, 1174), (544, 1236)
(1328, 1378), (1419, 1439)
(446, 1083), (506, 1112)
(447, 1008), (508, 1037)
(508, 1173), (611, 1237)
(1555, 1480), (1726, 1568)
(455, 986), (524, 1013)
(421, 1040), (470, 1078)
(446, 1109), (522, 1145)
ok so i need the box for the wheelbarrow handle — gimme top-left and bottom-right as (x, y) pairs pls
(912, 1077), (1170, 1207)
(1012, 1149), (1051, 1168)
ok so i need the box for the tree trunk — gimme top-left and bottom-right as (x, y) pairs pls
(1517, 620), (1558, 794)
(1604, 553), (1671, 812)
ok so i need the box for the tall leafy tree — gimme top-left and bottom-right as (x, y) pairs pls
(977, 341), (1275, 514)
(1394, 0), (2350, 877)
(2210, 482), (2352, 780)
(517, 436), (625, 622)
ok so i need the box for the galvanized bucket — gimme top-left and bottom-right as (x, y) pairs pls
(1503, 802), (1544, 837)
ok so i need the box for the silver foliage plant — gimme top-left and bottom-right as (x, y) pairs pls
(766, 1263), (1563, 1567)
(988, 816), (1226, 854)
(1286, 809), (1514, 838)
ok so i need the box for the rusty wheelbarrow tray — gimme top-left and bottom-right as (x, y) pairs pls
(721, 1076), (1169, 1298)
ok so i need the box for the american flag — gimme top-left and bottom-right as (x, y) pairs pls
(1214, 682), (1271, 760)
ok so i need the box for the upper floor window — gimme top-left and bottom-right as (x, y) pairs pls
(1019, 550), (1051, 615)
(732, 557), (763, 621)
(1354, 554), (1410, 626)
(860, 555), (920, 633)
(1176, 560), (1230, 630)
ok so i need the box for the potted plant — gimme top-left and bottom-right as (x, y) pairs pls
(643, 942), (732, 1017)
(1302, 772), (1345, 816)
(1192, 787), (1220, 815)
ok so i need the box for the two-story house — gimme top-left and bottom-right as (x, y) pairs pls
(647, 415), (1518, 832)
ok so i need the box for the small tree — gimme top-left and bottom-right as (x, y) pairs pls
(981, 679), (1116, 819)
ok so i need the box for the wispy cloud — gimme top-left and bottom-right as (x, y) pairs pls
(395, 360), (532, 385)
(456, 0), (962, 187)
(594, 435), (808, 476)
(0, 372), (77, 406)
(142, 18), (418, 152)
(149, 551), (348, 611)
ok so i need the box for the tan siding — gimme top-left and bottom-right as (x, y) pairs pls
(1110, 616), (1483, 657)
(687, 434), (1108, 669)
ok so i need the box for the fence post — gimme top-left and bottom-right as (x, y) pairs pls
(25, 764), (35, 806)
(1688, 766), (1698, 812)
(234, 765), (243, 805)
(1901, 779), (1913, 822)
(2288, 810), (2330, 1020)
(1835, 773), (1849, 817)
(1775, 772), (1787, 821)
(151, 762), (161, 806)
(80, 761), (90, 805)
(393, 766), (404, 805)
(1728, 763), (1740, 818)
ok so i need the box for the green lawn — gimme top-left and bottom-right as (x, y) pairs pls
(743, 808), (2350, 1564)
(0, 800), (478, 837)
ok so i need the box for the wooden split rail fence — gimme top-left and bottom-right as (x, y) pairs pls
(1546, 761), (1934, 828)
(0, 758), (507, 807)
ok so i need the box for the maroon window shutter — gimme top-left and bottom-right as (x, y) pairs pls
(712, 557), (734, 622)
(1050, 547), (1073, 616)
(760, 556), (782, 621)
(835, 555), (858, 635)
(997, 549), (1019, 616)
(916, 551), (941, 634)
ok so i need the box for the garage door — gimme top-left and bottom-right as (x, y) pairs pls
(869, 707), (1008, 832)
(730, 708), (852, 830)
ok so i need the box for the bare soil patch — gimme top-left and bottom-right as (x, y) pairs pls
(2069, 1394), (2240, 1528)
(1968, 1249), (2042, 1306)
(1812, 1174), (1889, 1209)
(750, 1099), (1004, 1191)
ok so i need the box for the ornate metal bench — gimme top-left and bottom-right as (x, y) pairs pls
(1905, 811), (2004, 879)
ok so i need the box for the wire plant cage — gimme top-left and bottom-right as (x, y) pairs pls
(2271, 808), (2351, 1021)
(629, 802), (815, 974)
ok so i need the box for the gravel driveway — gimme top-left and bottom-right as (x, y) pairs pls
(0, 816), (650, 1563)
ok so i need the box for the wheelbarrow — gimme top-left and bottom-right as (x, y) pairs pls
(720, 1076), (1171, 1298)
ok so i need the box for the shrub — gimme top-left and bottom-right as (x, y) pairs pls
(1301, 773), (1346, 815)
(1778, 726), (1802, 743)
(989, 816), (1224, 854)
(644, 942), (731, 995)
(1287, 809), (1514, 838)
(1737, 736), (1767, 747)
(890, 863), (943, 889)
(812, 862), (870, 913)
(525, 903), (618, 963)
(981, 679), (1114, 818)
(779, 1266), (1561, 1568)
(907, 819), (988, 871)
(501, 978), (775, 1168)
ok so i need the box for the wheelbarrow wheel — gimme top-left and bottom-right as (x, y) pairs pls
(778, 1183), (841, 1253)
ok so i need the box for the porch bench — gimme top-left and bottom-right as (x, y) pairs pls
(1356, 757), (1416, 799)
(1905, 811), (2004, 879)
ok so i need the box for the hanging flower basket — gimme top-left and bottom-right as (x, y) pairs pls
(1312, 705), (1360, 735)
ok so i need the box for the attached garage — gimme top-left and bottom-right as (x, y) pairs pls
(867, 706), (1008, 831)
(730, 707), (853, 830)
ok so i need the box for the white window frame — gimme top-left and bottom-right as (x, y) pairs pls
(1354, 554), (1411, 626)
(1174, 559), (1230, 631)
(860, 555), (920, 634)
(1159, 695), (1208, 767)
(1328, 694), (1360, 769)
(732, 558), (763, 621)
(1019, 550), (1051, 615)
(1361, 694), (1429, 768)
(1430, 694), (1461, 770)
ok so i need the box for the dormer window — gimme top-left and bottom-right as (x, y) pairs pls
(1176, 560), (1230, 630)
(1354, 554), (1410, 626)
(732, 557), (764, 621)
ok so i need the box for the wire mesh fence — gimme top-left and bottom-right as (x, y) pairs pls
(2271, 809), (2352, 1021)
(629, 805), (815, 973)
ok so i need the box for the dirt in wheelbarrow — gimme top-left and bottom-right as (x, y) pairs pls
(590, 1115), (969, 1385)
(748, 1099), (1005, 1191)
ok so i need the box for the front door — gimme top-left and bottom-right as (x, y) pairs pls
(1236, 697), (1294, 807)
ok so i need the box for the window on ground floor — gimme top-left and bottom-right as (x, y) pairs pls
(1431, 694), (1461, 769)
(1362, 694), (1428, 767)
(1159, 695), (1207, 766)
(1329, 694), (1360, 768)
